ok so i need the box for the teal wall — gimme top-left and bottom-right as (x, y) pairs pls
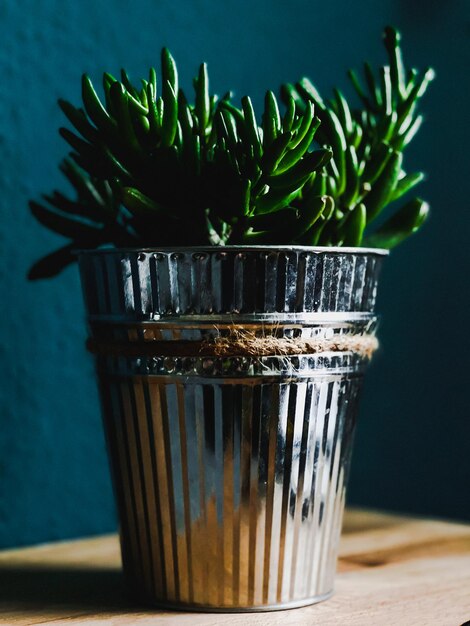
(0, 0), (469, 548)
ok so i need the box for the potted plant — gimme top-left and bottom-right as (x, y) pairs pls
(29, 27), (433, 611)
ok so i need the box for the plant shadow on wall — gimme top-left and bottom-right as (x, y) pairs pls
(28, 27), (433, 277)
(24, 26), (435, 612)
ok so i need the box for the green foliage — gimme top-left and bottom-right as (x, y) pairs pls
(29, 27), (433, 279)
(282, 26), (433, 247)
(29, 50), (331, 278)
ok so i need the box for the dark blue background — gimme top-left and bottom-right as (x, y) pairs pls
(1, 0), (469, 548)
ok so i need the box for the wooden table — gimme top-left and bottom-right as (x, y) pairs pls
(1, 509), (469, 625)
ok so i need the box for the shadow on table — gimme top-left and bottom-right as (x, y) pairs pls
(0, 511), (407, 617)
(0, 565), (146, 614)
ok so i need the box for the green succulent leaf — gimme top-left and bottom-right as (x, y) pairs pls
(295, 195), (329, 244)
(296, 77), (325, 110)
(120, 69), (140, 100)
(109, 82), (142, 152)
(390, 171), (425, 202)
(379, 67), (393, 116)
(255, 185), (303, 215)
(121, 187), (171, 218)
(146, 82), (161, 142)
(363, 61), (381, 109)
(394, 114), (423, 150)
(396, 68), (435, 129)
(347, 69), (369, 108)
(275, 116), (321, 173)
(160, 79), (178, 147)
(341, 203), (367, 246)
(363, 141), (393, 184)
(218, 100), (245, 127)
(260, 131), (292, 173)
(308, 171), (328, 197)
(364, 198), (429, 248)
(280, 83), (307, 112)
(195, 62), (210, 134)
(290, 101), (314, 149)
(333, 88), (353, 135)
(383, 26), (406, 100)
(161, 48), (178, 93)
(364, 150), (403, 223)
(149, 67), (157, 96)
(246, 196), (327, 243)
(263, 90), (281, 147)
(81, 74), (116, 136)
(267, 149), (332, 189)
(241, 96), (262, 159)
(310, 196), (335, 245)
(342, 146), (361, 208)
(283, 97), (296, 132)
(220, 109), (239, 148)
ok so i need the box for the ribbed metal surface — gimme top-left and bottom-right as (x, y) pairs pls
(79, 246), (384, 319)
(79, 246), (386, 611)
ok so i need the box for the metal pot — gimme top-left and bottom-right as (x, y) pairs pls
(78, 245), (387, 611)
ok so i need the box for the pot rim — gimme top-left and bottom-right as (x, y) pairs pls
(75, 244), (389, 257)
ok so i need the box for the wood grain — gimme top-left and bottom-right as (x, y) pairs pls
(1, 509), (469, 626)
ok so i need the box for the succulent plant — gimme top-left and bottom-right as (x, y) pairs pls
(29, 50), (331, 278)
(29, 27), (433, 279)
(282, 26), (434, 247)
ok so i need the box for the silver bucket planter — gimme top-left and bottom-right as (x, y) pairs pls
(78, 246), (387, 612)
